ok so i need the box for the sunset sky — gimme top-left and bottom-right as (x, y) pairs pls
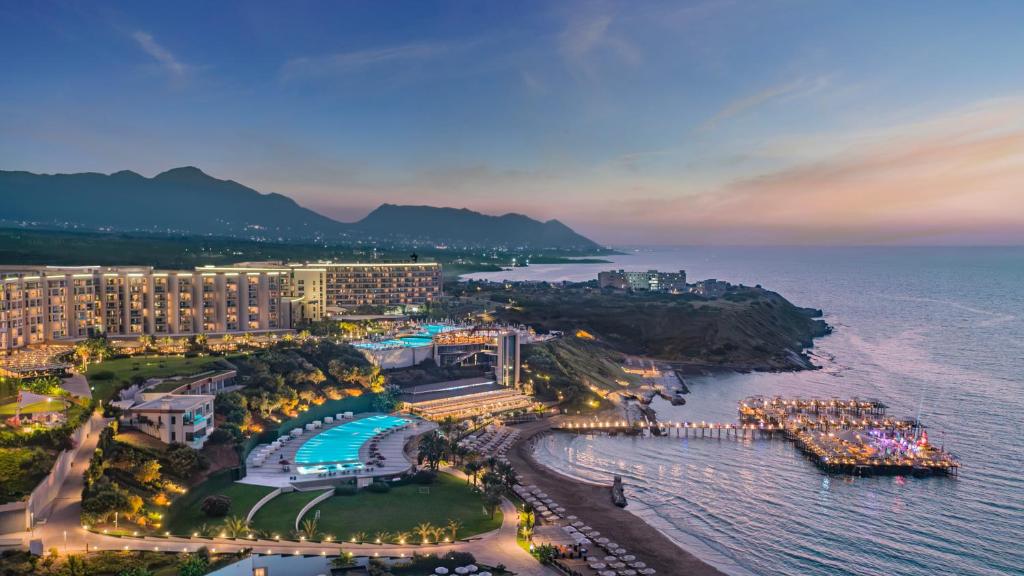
(2, 1), (1023, 245)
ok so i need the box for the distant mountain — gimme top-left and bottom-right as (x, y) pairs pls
(0, 167), (342, 238)
(0, 167), (602, 250)
(353, 204), (601, 250)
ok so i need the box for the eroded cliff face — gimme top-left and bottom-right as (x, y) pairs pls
(499, 286), (831, 372)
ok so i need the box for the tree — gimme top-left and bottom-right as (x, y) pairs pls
(134, 460), (161, 485)
(373, 530), (391, 544)
(201, 494), (232, 518)
(166, 443), (206, 477)
(416, 431), (447, 471)
(445, 519), (462, 541)
(413, 522), (435, 544)
(221, 515), (250, 538)
(63, 554), (89, 576)
(299, 518), (319, 540)
(393, 531), (412, 545)
(118, 567), (154, 576)
(464, 461), (482, 486)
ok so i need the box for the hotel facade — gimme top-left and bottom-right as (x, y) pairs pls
(0, 261), (442, 353)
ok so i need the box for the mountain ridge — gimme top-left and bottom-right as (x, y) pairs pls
(0, 167), (601, 250)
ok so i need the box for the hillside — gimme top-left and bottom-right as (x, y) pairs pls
(0, 167), (343, 239)
(480, 283), (831, 371)
(0, 167), (603, 250)
(355, 204), (601, 250)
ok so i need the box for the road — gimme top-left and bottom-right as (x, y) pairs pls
(29, 432), (553, 574)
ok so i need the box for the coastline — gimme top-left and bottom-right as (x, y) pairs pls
(509, 419), (728, 576)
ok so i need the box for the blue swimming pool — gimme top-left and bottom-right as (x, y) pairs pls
(294, 414), (409, 472)
(353, 324), (461, 350)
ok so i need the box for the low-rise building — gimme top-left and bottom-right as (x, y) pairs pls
(123, 393), (215, 448)
(598, 269), (688, 293)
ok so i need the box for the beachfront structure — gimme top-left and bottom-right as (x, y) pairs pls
(692, 278), (730, 298)
(598, 269), (688, 293)
(123, 392), (216, 448)
(284, 261), (442, 321)
(400, 376), (534, 420)
(0, 260), (443, 353)
(0, 265), (290, 353)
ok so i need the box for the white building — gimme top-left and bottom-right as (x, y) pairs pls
(124, 393), (215, 448)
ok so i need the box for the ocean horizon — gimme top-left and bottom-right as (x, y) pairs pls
(466, 246), (1023, 576)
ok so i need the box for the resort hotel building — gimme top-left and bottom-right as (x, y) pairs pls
(122, 392), (216, 448)
(0, 261), (442, 354)
(598, 269), (688, 293)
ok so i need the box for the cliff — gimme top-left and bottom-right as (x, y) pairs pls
(493, 284), (830, 372)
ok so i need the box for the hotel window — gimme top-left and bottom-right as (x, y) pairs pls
(253, 568), (268, 576)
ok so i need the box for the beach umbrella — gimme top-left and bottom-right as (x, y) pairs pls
(434, 569), (449, 575)
(586, 530), (601, 537)
(581, 526), (593, 532)
(604, 556), (617, 562)
(610, 562), (626, 569)
(620, 570), (637, 576)
(567, 515), (578, 521)
(477, 573), (491, 576)
(455, 568), (467, 575)
(614, 548), (628, 555)
(590, 563), (607, 570)
(587, 556), (600, 562)
(629, 561), (646, 568)
(596, 537), (610, 544)
(639, 569), (656, 575)
(577, 538), (593, 545)
(621, 555), (636, 562)
(599, 571), (617, 576)
(466, 566), (478, 573)
(572, 521), (585, 528)
(563, 526), (577, 533)
(605, 542), (619, 550)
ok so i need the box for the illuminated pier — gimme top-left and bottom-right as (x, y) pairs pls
(554, 396), (960, 477)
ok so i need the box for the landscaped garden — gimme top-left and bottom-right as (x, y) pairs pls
(293, 472), (502, 543)
(163, 471), (274, 536)
(85, 354), (237, 403)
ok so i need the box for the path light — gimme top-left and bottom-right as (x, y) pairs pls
(193, 532), (198, 537)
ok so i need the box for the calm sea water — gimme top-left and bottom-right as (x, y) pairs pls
(466, 247), (1024, 576)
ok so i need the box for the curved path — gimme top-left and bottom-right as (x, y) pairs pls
(27, 422), (552, 574)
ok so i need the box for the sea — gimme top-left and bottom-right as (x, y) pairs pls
(464, 247), (1024, 576)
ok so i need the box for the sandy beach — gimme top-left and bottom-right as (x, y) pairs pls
(509, 418), (728, 576)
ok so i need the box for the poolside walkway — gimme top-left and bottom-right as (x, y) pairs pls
(241, 415), (436, 488)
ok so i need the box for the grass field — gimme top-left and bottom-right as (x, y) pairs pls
(114, 431), (168, 454)
(298, 473), (502, 542)
(164, 472), (273, 535)
(0, 399), (64, 415)
(85, 355), (236, 403)
(249, 489), (327, 536)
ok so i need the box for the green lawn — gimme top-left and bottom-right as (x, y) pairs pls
(299, 473), (502, 542)
(249, 489), (327, 536)
(85, 355), (236, 403)
(164, 472), (273, 535)
(114, 431), (168, 454)
(0, 399), (62, 415)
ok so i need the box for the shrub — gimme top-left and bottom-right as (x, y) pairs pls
(411, 470), (437, 485)
(91, 371), (116, 381)
(367, 481), (390, 493)
(200, 494), (232, 518)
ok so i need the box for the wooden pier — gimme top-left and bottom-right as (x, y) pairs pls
(553, 396), (960, 477)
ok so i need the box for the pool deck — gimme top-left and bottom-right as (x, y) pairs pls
(240, 413), (437, 488)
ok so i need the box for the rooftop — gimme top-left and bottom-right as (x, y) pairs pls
(130, 393), (214, 412)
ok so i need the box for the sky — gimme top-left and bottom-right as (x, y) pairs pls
(2, 0), (1023, 246)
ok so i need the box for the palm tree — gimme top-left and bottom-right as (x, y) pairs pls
(494, 461), (518, 489)
(413, 522), (435, 544)
(393, 531), (412, 545)
(464, 461), (482, 486)
(417, 432), (447, 471)
(221, 516), (249, 538)
(300, 518), (319, 540)
(445, 519), (462, 541)
(431, 526), (447, 543)
(349, 531), (367, 543)
(373, 530), (391, 544)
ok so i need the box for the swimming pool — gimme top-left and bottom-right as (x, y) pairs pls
(294, 414), (410, 473)
(353, 324), (461, 350)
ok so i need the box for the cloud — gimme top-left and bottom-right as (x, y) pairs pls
(558, 8), (640, 78)
(132, 31), (187, 78)
(701, 76), (832, 130)
(281, 42), (452, 79)
(609, 97), (1024, 244)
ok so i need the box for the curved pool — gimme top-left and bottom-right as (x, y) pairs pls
(294, 415), (409, 473)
